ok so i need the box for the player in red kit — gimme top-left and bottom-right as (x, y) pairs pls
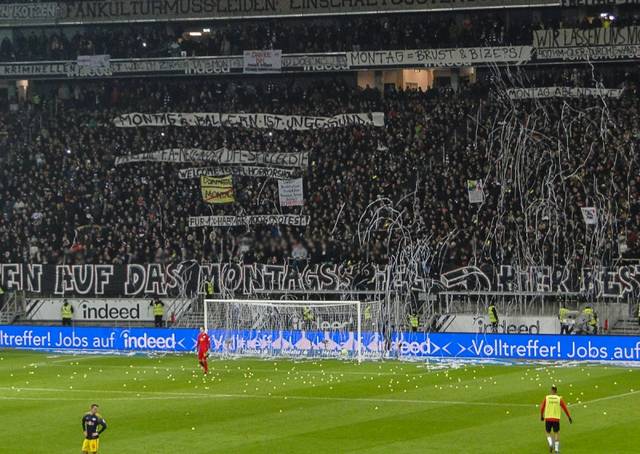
(196, 326), (210, 374)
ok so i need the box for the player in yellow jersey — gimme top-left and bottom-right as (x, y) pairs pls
(82, 404), (107, 454)
(540, 386), (572, 453)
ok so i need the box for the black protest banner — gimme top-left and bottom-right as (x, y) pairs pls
(1, 0), (556, 27)
(1, 263), (640, 298)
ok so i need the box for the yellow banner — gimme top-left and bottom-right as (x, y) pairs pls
(200, 175), (234, 204)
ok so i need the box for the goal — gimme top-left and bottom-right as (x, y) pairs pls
(203, 299), (384, 362)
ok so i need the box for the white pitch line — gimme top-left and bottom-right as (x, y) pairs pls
(569, 389), (640, 407)
(0, 395), (206, 402)
(0, 386), (533, 408)
(3, 361), (423, 377)
(5, 388), (637, 407)
(0, 355), (95, 371)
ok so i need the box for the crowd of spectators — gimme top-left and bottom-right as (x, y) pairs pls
(2, 9), (640, 62)
(0, 65), (639, 272)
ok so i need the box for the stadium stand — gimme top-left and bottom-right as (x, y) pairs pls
(1, 66), (638, 270)
(1, 10), (639, 61)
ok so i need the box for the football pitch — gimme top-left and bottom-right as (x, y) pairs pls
(1, 350), (639, 453)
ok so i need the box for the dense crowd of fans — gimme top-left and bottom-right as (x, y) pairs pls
(1, 66), (638, 271)
(2, 9), (639, 62)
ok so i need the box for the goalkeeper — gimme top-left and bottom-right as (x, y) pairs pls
(196, 326), (210, 375)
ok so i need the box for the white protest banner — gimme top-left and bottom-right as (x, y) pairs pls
(178, 166), (300, 180)
(534, 26), (640, 49)
(113, 112), (384, 129)
(77, 54), (110, 69)
(561, 0), (639, 4)
(581, 207), (598, 225)
(534, 26), (640, 61)
(278, 178), (304, 207)
(536, 45), (640, 61)
(243, 49), (282, 73)
(348, 46), (532, 68)
(287, 53), (350, 71)
(188, 214), (310, 227)
(507, 87), (623, 99)
(467, 180), (485, 204)
(115, 148), (308, 168)
(0, 54), (351, 79)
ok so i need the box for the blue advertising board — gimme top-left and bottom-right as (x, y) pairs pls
(1, 325), (640, 362)
(394, 332), (640, 361)
(0, 325), (196, 352)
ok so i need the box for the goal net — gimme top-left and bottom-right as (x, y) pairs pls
(203, 299), (385, 361)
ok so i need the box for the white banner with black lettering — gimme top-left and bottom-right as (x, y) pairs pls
(536, 45), (640, 61)
(243, 49), (282, 73)
(25, 298), (172, 322)
(178, 166), (300, 180)
(467, 179), (484, 204)
(534, 26), (640, 49)
(582, 207), (598, 225)
(348, 46), (532, 68)
(188, 214), (310, 227)
(115, 148), (308, 168)
(440, 314), (560, 334)
(534, 26), (640, 61)
(561, 0), (635, 4)
(77, 54), (110, 69)
(113, 112), (384, 129)
(278, 178), (304, 207)
(507, 87), (623, 99)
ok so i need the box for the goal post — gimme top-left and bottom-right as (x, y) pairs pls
(203, 299), (384, 362)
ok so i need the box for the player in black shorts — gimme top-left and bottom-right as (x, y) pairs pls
(540, 386), (572, 453)
(82, 403), (107, 454)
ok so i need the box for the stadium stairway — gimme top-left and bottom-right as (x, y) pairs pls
(174, 309), (204, 329)
(0, 292), (23, 324)
(609, 318), (640, 336)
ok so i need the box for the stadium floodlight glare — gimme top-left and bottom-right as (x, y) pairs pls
(203, 299), (383, 363)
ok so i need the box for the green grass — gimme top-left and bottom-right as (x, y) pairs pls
(1, 350), (639, 453)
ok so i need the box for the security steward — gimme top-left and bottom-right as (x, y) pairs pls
(150, 299), (165, 328)
(303, 307), (314, 330)
(488, 303), (499, 333)
(61, 299), (74, 326)
(409, 313), (419, 333)
(205, 280), (215, 297)
(582, 306), (596, 335)
(364, 305), (372, 322)
(559, 306), (571, 335)
(591, 310), (599, 335)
